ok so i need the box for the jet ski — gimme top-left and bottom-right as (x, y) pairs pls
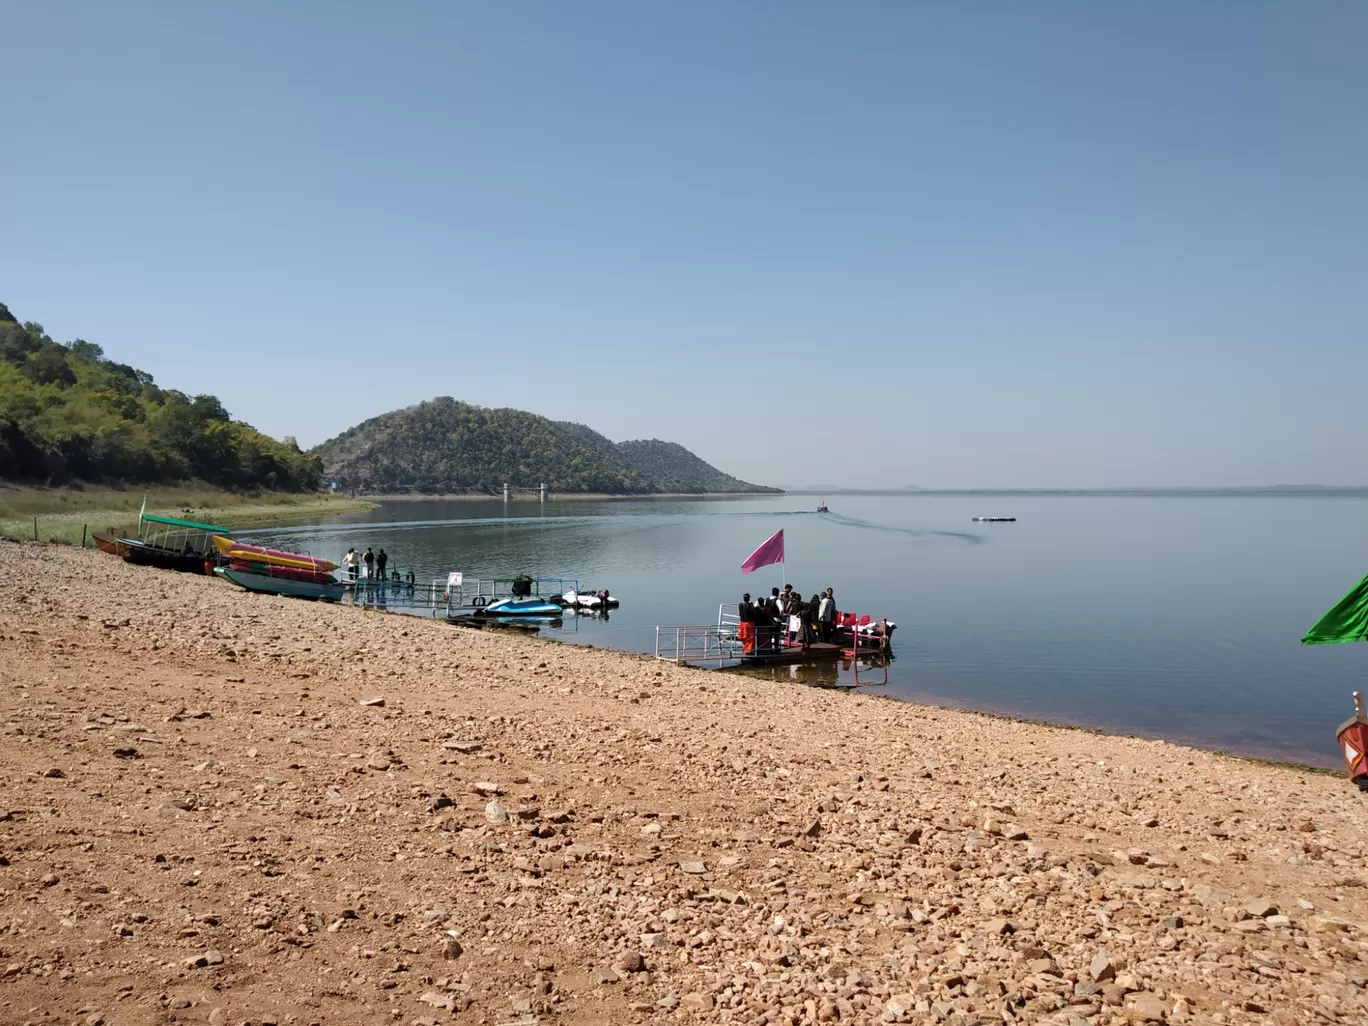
(481, 597), (565, 617)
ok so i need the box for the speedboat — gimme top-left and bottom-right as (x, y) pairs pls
(482, 597), (565, 617)
(816, 502), (829, 513)
(972, 516), (1016, 522)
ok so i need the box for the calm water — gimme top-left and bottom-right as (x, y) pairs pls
(245, 495), (1368, 769)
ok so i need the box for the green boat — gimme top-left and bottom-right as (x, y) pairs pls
(121, 511), (230, 575)
(215, 566), (345, 601)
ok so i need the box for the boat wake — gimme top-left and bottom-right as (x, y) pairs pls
(819, 512), (984, 545)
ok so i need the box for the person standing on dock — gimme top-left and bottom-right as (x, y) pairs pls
(819, 589), (836, 642)
(363, 547), (374, 580)
(738, 593), (756, 655)
(376, 548), (388, 581)
(342, 548), (358, 582)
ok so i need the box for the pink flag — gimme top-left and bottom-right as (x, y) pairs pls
(741, 529), (785, 574)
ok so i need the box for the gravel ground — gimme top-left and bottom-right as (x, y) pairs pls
(2, 542), (1366, 1026)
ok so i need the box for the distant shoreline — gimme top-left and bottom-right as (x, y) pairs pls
(356, 491), (784, 502)
(784, 487), (1368, 498)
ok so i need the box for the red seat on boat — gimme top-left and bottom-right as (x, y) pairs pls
(841, 612), (857, 626)
(857, 614), (871, 626)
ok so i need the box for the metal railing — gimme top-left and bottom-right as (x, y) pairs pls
(654, 624), (746, 663)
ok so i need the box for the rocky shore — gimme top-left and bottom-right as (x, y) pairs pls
(1, 542), (1366, 1026)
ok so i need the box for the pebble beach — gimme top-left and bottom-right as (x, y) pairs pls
(1, 542), (1366, 1026)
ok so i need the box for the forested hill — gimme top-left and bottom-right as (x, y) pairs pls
(314, 397), (779, 495)
(0, 302), (321, 489)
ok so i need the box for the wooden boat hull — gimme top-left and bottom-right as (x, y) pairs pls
(217, 567), (344, 601)
(92, 532), (127, 557)
(122, 541), (217, 575)
(212, 535), (338, 572)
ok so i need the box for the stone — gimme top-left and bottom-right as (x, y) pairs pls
(473, 781), (502, 795)
(1246, 898), (1278, 918)
(681, 993), (715, 1012)
(640, 931), (670, 949)
(983, 918), (1016, 935)
(1162, 916), (1184, 930)
(39, 873), (60, 887)
(358, 697), (385, 707)
(203, 950), (224, 965)
(485, 800), (508, 823)
(802, 818), (822, 837)
(1090, 953), (1116, 983)
(1266, 914), (1292, 928)
(590, 967), (620, 985)
(1125, 991), (1168, 1021)
(418, 991), (456, 1012)
(440, 937), (462, 960)
(679, 860), (707, 874)
(614, 951), (645, 972)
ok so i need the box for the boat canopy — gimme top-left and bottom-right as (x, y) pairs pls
(140, 512), (230, 534)
(1302, 570), (1368, 645)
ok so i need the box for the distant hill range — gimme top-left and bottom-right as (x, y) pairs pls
(313, 397), (780, 496)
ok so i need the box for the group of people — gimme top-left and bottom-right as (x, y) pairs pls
(736, 584), (838, 654)
(340, 546), (398, 582)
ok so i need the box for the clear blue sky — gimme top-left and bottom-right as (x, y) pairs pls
(3, 2), (1364, 488)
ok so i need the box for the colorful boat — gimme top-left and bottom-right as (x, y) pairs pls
(216, 566), (345, 601)
(212, 536), (338, 572)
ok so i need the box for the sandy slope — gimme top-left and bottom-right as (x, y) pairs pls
(1, 542), (1366, 1026)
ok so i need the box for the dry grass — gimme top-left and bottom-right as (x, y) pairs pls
(0, 484), (374, 544)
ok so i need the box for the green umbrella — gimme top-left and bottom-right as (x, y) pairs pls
(1302, 571), (1368, 645)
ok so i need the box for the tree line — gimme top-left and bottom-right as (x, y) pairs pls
(0, 302), (321, 490)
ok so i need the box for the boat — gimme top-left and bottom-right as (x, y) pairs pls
(227, 558), (335, 585)
(480, 597), (566, 618)
(121, 513), (230, 574)
(816, 502), (829, 513)
(216, 566), (345, 601)
(561, 588), (620, 610)
(832, 611), (896, 650)
(92, 532), (128, 557)
(1338, 693), (1368, 792)
(212, 535), (338, 572)
(972, 517), (1015, 522)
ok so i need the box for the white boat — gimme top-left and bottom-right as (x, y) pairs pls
(562, 588), (620, 610)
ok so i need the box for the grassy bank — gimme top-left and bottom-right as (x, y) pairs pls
(0, 484), (375, 545)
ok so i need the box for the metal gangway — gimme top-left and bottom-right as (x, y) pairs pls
(335, 567), (452, 615)
(654, 624), (746, 663)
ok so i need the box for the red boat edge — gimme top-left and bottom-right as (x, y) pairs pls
(1336, 691), (1368, 791)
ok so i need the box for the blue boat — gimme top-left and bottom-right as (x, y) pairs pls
(481, 597), (565, 617)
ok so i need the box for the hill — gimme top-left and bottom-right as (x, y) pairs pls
(0, 302), (321, 490)
(313, 397), (778, 495)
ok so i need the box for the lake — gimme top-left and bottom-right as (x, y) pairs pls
(247, 494), (1368, 769)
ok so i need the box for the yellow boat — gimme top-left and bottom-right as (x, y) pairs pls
(211, 535), (339, 572)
